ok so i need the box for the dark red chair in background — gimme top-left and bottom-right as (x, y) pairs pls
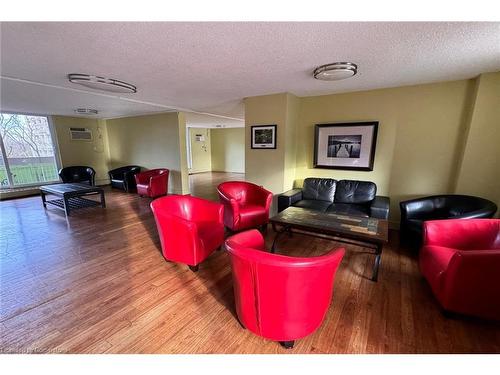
(217, 181), (273, 232)
(135, 168), (169, 198)
(150, 195), (224, 272)
(225, 229), (345, 348)
(420, 219), (500, 320)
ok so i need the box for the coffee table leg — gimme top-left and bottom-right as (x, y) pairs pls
(271, 232), (281, 253)
(100, 191), (106, 208)
(63, 196), (70, 216)
(372, 244), (382, 282)
(40, 190), (47, 208)
(271, 226), (291, 254)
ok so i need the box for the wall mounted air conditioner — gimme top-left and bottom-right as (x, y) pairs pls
(69, 127), (93, 141)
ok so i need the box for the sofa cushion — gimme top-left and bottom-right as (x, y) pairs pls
(293, 200), (331, 212)
(335, 180), (376, 204)
(326, 203), (370, 218)
(302, 178), (336, 202)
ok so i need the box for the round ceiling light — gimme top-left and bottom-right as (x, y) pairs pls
(313, 62), (358, 81)
(74, 108), (99, 115)
(68, 74), (137, 93)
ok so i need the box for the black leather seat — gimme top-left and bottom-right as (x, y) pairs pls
(58, 166), (96, 186)
(278, 178), (390, 220)
(399, 194), (498, 249)
(108, 166), (141, 192)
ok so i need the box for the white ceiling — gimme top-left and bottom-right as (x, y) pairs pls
(1, 22), (499, 120)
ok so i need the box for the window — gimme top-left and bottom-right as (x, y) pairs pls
(0, 113), (60, 188)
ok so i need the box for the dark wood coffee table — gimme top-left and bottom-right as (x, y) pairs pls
(40, 183), (106, 216)
(269, 207), (389, 281)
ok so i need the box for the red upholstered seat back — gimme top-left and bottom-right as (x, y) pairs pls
(420, 219), (500, 320)
(218, 181), (256, 205)
(150, 195), (224, 266)
(424, 219), (500, 250)
(136, 168), (169, 184)
(225, 229), (344, 341)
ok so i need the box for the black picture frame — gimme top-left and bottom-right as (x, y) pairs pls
(313, 121), (379, 171)
(251, 124), (277, 149)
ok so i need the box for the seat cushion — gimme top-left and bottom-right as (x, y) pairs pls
(326, 203), (370, 217)
(238, 204), (269, 230)
(302, 178), (336, 202)
(335, 180), (376, 204)
(111, 179), (125, 189)
(293, 200), (331, 212)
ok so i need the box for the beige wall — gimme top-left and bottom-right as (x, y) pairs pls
(106, 112), (188, 194)
(455, 72), (500, 216)
(52, 116), (110, 185)
(188, 128), (212, 174)
(177, 112), (190, 194)
(245, 76), (499, 226)
(284, 93), (300, 190)
(298, 80), (473, 224)
(245, 93), (287, 194)
(210, 128), (245, 173)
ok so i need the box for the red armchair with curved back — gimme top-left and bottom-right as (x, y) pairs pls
(150, 195), (224, 272)
(225, 229), (345, 348)
(135, 168), (169, 198)
(217, 181), (273, 232)
(420, 219), (500, 320)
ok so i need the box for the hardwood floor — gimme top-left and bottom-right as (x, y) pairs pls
(189, 171), (245, 200)
(1, 172), (499, 353)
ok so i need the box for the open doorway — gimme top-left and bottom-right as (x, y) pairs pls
(185, 113), (245, 200)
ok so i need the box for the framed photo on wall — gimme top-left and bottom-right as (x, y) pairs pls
(251, 125), (277, 149)
(313, 122), (379, 171)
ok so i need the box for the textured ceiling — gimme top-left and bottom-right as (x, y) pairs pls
(1, 22), (499, 120)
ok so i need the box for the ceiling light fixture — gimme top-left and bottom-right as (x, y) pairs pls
(74, 108), (99, 115)
(313, 62), (358, 81)
(68, 74), (137, 93)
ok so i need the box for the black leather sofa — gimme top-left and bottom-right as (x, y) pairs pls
(108, 165), (141, 192)
(59, 166), (96, 186)
(278, 178), (390, 220)
(400, 194), (497, 248)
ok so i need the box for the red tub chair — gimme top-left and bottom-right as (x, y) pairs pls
(135, 168), (169, 198)
(225, 229), (345, 348)
(217, 181), (273, 232)
(420, 219), (500, 320)
(150, 195), (224, 271)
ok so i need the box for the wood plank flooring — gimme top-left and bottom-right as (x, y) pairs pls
(1, 172), (499, 353)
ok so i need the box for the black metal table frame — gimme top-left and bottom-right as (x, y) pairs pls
(270, 222), (384, 282)
(41, 189), (106, 216)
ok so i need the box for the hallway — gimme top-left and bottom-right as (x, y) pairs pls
(188, 172), (245, 201)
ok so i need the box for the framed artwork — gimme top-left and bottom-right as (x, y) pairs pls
(251, 125), (277, 149)
(313, 122), (379, 171)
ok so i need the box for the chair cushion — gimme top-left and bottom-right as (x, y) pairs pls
(302, 178), (336, 202)
(326, 203), (370, 217)
(293, 200), (331, 212)
(335, 180), (376, 204)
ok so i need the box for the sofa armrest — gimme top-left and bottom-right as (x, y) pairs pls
(278, 189), (303, 213)
(123, 170), (140, 191)
(370, 195), (390, 220)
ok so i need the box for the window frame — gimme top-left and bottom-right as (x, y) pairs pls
(0, 111), (63, 189)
